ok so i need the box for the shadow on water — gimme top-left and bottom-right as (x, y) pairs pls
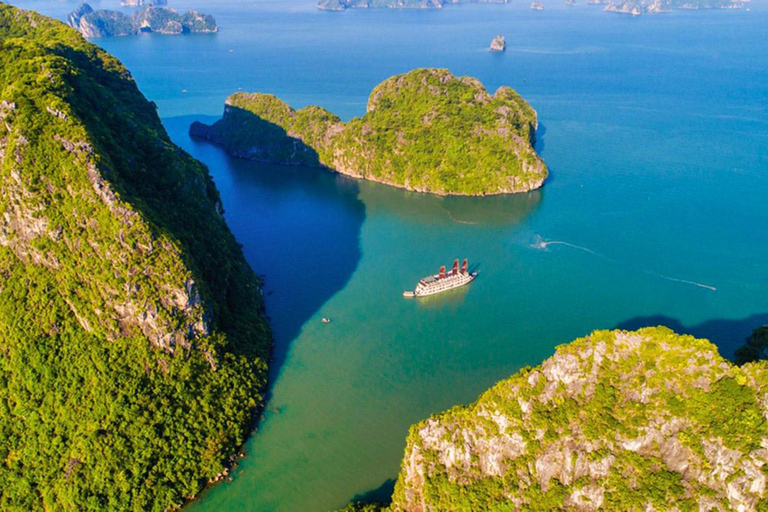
(414, 283), (471, 310)
(356, 180), (544, 228)
(163, 115), (366, 393)
(535, 121), (547, 154)
(163, 114), (546, 510)
(188, 107), (545, 229)
(189, 105), (325, 168)
(350, 479), (396, 506)
(166, 113), (545, 394)
(614, 313), (768, 361)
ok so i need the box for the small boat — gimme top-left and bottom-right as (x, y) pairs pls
(530, 1), (544, 9)
(321, 317), (331, 324)
(403, 259), (477, 298)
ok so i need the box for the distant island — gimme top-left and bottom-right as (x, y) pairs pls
(490, 35), (506, 52)
(318, 0), (749, 13)
(603, 0), (749, 15)
(377, 327), (768, 510)
(317, 0), (510, 10)
(190, 69), (547, 196)
(67, 3), (217, 37)
(121, 0), (167, 6)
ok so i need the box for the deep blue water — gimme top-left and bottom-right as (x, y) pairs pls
(9, 0), (768, 509)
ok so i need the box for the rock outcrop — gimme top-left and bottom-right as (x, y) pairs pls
(191, 69), (547, 196)
(390, 327), (768, 511)
(66, 1), (93, 28)
(490, 35), (506, 52)
(72, 7), (135, 37)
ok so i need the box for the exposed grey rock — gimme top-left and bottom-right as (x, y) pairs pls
(490, 34), (506, 52)
(392, 328), (768, 511)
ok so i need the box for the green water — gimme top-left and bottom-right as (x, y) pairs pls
(9, 0), (768, 509)
(171, 111), (767, 509)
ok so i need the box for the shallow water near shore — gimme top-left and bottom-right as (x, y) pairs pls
(9, 0), (768, 509)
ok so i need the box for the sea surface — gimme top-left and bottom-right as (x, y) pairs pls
(9, 0), (768, 509)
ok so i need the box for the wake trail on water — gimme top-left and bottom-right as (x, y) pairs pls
(530, 235), (717, 292)
(530, 235), (614, 262)
(443, 208), (479, 225)
(642, 271), (717, 291)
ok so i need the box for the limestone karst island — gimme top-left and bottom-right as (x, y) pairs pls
(1, 0), (766, 511)
(191, 69), (548, 196)
(490, 34), (506, 52)
(67, 2), (217, 37)
(0, 5), (268, 509)
(390, 327), (768, 511)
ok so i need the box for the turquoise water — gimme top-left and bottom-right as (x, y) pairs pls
(11, 0), (768, 509)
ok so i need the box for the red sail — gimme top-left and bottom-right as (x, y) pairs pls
(452, 259), (459, 275)
(461, 259), (468, 274)
(439, 265), (446, 279)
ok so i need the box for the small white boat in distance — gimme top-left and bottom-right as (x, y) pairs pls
(321, 317), (331, 324)
(403, 259), (476, 298)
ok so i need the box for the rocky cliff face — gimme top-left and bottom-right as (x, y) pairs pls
(71, 7), (135, 37)
(66, 2), (93, 28)
(391, 327), (768, 511)
(191, 69), (547, 196)
(0, 5), (270, 510)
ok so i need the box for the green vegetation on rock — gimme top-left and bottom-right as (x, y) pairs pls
(0, 5), (269, 510)
(190, 69), (547, 196)
(388, 327), (768, 510)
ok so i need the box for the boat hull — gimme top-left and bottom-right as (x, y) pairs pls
(404, 272), (477, 298)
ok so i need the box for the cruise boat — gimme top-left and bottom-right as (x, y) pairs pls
(403, 259), (476, 298)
